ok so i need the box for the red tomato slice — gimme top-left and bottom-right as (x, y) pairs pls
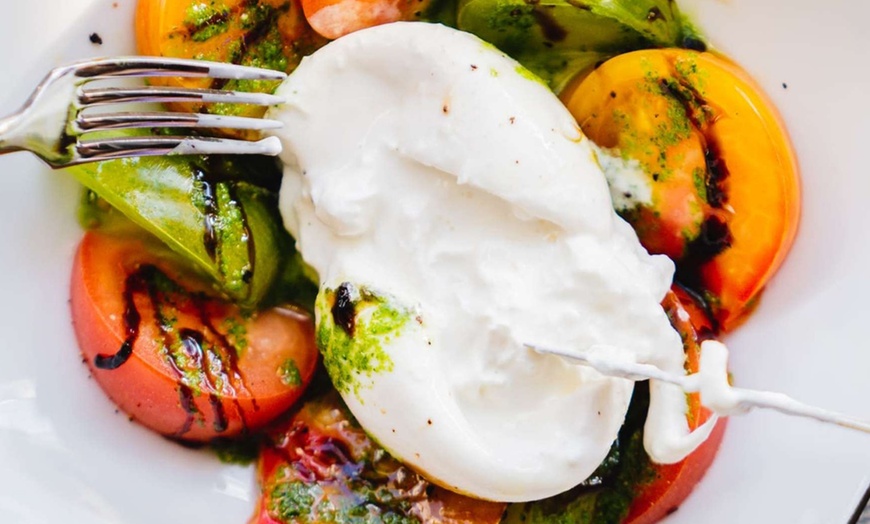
(623, 290), (727, 523)
(71, 232), (318, 441)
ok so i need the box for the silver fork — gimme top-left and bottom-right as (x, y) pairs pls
(0, 56), (287, 168)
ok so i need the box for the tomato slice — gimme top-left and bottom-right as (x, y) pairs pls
(251, 389), (506, 523)
(562, 49), (800, 332)
(71, 232), (318, 441)
(622, 290), (727, 523)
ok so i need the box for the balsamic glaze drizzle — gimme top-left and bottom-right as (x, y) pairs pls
(331, 283), (357, 337)
(94, 264), (252, 437)
(656, 70), (734, 315)
(209, 0), (283, 90)
(530, 8), (568, 43)
(194, 159), (257, 296)
(193, 166), (220, 262)
(94, 271), (145, 370)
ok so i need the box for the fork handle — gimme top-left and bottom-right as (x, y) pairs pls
(0, 113), (25, 155)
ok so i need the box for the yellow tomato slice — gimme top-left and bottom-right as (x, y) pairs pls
(135, 0), (325, 127)
(562, 49), (800, 331)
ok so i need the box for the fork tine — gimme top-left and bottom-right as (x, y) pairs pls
(74, 135), (282, 163)
(75, 112), (283, 133)
(72, 57), (287, 81)
(78, 86), (285, 106)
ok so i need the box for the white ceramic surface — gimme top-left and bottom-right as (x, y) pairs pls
(0, 0), (868, 522)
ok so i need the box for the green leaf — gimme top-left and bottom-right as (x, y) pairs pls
(457, 0), (686, 92)
(68, 155), (309, 310)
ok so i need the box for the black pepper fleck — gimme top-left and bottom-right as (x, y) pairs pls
(89, 32), (103, 45)
(610, 91), (617, 99)
(782, 82), (788, 89)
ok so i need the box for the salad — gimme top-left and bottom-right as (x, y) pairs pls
(10, 0), (860, 512)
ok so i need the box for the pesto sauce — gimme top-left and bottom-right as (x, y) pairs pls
(278, 358), (303, 386)
(222, 315), (249, 353)
(269, 477), (418, 524)
(214, 182), (252, 298)
(184, 1), (232, 42)
(211, 435), (261, 465)
(315, 285), (410, 402)
(185, 1), (227, 27)
(515, 64), (549, 87)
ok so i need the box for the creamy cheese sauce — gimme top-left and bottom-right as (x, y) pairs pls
(269, 22), (712, 502)
(593, 145), (655, 211)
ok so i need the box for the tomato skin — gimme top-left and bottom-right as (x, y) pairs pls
(563, 49), (800, 332)
(71, 232), (318, 441)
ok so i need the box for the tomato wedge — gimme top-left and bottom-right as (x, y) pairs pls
(71, 232), (318, 441)
(562, 49), (800, 331)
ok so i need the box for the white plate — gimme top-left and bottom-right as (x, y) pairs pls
(0, 1), (868, 523)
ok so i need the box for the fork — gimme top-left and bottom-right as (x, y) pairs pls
(0, 56), (287, 168)
(527, 341), (870, 434)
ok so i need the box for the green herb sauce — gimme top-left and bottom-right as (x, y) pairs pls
(278, 359), (303, 387)
(315, 285), (410, 402)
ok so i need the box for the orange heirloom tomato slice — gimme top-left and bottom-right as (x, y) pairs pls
(71, 232), (319, 441)
(135, 0), (325, 128)
(563, 49), (800, 332)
